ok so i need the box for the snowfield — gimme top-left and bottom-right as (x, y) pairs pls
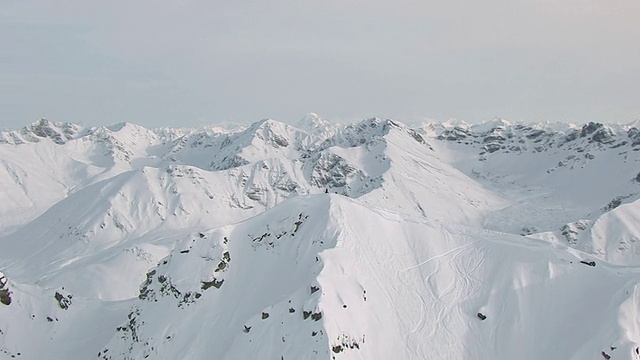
(1, 115), (640, 359)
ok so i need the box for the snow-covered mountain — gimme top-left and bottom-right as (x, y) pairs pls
(1, 116), (639, 359)
(425, 119), (640, 265)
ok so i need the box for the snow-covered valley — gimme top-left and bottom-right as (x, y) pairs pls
(1, 115), (640, 359)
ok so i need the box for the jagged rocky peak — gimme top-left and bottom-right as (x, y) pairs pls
(5, 118), (82, 145)
(319, 117), (384, 149)
(437, 126), (472, 142)
(170, 119), (296, 156)
(436, 118), (555, 144)
(27, 118), (79, 140)
(326, 117), (429, 149)
(161, 129), (225, 163)
(579, 122), (615, 144)
(436, 118), (638, 156)
(628, 127), (640, 147)
(187, 131), (221, 148)
(557, 121), (633, 148)
(357, 116), (392, 129)
(194, 119), (313, 171)
(87, 125), (143, 163)
(309, 152), (364, 191)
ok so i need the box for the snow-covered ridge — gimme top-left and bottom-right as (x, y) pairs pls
(1, 115), (640, 359)
(320, 117), (430, 150)
(431, 118), (640, 156)
(0, 118), (84, 145)
(3, 194), (640, 359)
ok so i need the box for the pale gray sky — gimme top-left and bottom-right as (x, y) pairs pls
(1, 0), (639, 128)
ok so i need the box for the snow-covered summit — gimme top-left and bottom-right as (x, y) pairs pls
(321, 117), (430, 150)
(296, 112), (339, 139)
(0, 118), (84, 145)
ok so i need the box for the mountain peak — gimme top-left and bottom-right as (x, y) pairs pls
(297, 112), (328, 130)
(245, 118), (309, 149)
(297, 113), (339, 139)
(20, 118), (82, 144)
(105, 122), (145, 133)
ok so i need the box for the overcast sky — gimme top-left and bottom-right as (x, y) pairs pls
(1, 0), (639, 128)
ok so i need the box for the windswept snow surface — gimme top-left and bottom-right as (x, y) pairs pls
(1, 116), (640, 359)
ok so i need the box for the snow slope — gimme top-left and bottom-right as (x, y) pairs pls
(427, 119), (640, 265)
(2, 195), (639, 359)
(0, 116), (639, 359)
